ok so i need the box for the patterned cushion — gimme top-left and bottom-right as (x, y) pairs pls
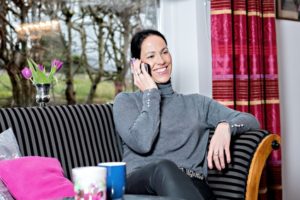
(207, 129), (269, 200)
(0, 104), (122, 179)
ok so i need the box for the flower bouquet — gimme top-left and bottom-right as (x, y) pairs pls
(21, 58), (63, 84)
(21, 58), (63, 106)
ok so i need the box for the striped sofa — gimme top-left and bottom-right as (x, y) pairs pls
(0, 103), (280, 200)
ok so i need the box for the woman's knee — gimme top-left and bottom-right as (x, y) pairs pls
(152, 159), (181, 179)
(155, 159), (177, 171)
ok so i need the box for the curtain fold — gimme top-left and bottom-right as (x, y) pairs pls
(211, 0), (281, 199)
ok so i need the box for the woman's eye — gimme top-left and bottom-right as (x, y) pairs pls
(163, 50), (169, 54)
(147, 55), (154, 59)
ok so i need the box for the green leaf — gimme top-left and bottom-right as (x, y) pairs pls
(48, 66), (57, 82)
(27, 59), (37, 81)
(26, 58), (55, 84)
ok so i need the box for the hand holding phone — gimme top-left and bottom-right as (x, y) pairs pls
(130, 58), (157, 91)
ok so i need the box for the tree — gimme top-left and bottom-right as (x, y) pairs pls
(0, 0), (35, 107)
(0, 0), (158, 107)
(61, 3), (77, 104)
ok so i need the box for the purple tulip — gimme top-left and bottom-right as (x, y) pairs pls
(21, 67), (32, 79)
(38, 64), (44, 71)
(51, 59), (63, 72)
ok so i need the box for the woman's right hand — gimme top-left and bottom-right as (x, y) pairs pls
(131, 58), (157, 92)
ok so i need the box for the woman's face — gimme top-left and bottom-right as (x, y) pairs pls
(140, 35), (172, 84)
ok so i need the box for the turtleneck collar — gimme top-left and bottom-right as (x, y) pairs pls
(157, 79), (174, 97)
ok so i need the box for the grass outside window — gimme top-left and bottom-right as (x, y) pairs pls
(0, 71), (115, 107)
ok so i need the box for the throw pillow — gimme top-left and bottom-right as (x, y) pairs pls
(0, 156), (75, 200)
(0, 128), (21, 160)
(0, 180), (14, 200)
(0, 128), (21, 200)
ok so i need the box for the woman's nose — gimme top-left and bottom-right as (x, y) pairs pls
(156, 54), (165, 64)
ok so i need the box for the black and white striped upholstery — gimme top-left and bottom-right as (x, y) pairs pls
(207, 129), (269, 200)
(0, 104), (268, 199)
(0, 104), (122, 179)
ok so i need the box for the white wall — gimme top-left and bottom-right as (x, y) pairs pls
(276, 19), (300, 200)
(160, 0), (300, 200)
(159, 0), (212, 96)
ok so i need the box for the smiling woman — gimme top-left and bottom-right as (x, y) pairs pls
(113, 29), (260, 200)
(130, 30), (172, 89)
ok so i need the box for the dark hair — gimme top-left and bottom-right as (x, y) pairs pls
(130, 29), (168, 59)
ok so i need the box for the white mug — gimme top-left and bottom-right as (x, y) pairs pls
(72, 166), (107, 200)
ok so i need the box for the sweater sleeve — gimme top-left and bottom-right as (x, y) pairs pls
(113, 89), (161, 153)
(199, 95), (260, 135)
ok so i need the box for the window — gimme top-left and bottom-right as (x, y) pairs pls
(0, 0), (159, 107)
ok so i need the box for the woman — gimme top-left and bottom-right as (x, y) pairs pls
(113, 29), (260, 200)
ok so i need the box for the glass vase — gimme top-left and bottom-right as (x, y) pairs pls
(35, 83), (51, 107)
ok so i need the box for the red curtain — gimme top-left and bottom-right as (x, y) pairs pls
(210, 0), (281, 199)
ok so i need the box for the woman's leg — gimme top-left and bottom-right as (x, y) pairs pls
(126, 159), (206, 200)
(191, 178), (216, 200)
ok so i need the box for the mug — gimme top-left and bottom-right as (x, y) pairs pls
(72, 166), (107, 200)
(98, 162), (126, 200)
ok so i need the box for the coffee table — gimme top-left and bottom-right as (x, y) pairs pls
(63, 194), (184, 200)
(124, 194), (184, 200)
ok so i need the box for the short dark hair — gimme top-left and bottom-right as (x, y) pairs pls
(130, 29), (168, 59)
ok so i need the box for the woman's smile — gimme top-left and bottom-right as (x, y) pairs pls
(153, 66), (168, 74)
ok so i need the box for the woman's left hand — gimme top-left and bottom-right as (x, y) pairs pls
(207, 122), (231, 171)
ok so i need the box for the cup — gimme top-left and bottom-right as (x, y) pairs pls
(72, 166), (107, 200)
(98, 162), (126, 200)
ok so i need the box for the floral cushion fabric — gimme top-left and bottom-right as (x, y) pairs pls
(0, 128), (21, 160)
(0, 128), (21, 200)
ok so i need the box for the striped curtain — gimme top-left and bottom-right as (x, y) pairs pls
(210, 0), (281, 199)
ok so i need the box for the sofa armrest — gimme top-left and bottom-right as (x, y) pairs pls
(207, 129), (281, 200)
(246, 133), (281, 200)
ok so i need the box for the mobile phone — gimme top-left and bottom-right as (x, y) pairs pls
(140, 63), (151, 76)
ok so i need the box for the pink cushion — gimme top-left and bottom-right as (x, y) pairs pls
(0, 156), (75, 200)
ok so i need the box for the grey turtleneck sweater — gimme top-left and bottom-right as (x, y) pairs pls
(113, 81), (260, 176)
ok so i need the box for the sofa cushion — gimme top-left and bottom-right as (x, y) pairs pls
(0, 156), (75, 200)
(0, 180), (14, 200)
(0, 128), (21, 200)
(0, 128), (21, 160)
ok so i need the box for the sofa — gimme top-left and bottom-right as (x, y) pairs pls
(0, 103), (280, 200)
